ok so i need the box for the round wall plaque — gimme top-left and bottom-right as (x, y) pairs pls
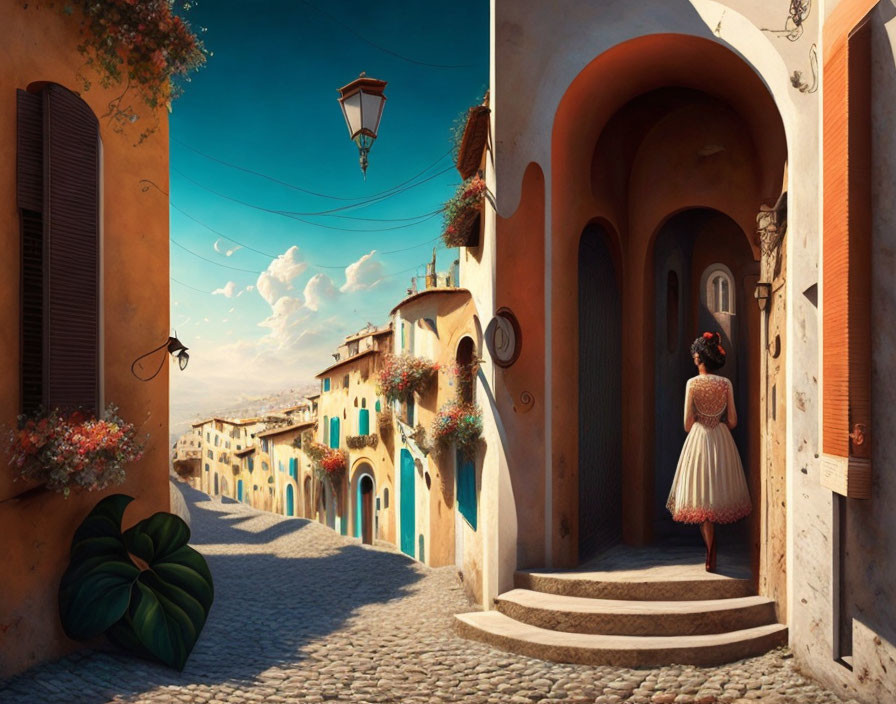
(486, 308), (522, 368)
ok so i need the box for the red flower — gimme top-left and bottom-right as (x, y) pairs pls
(702, 332), (714, 340)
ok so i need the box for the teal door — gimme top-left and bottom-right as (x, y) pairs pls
(358, 409), (370, 436)
(400, 449), (415, 557)
(286, 484), (294, 516)
(237, 480), (243, 502)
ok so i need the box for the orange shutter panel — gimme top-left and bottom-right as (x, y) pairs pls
(821, 13), (873, 498)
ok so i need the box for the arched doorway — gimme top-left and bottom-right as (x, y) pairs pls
(303, 476), (313, 517)
(652, 208), (758, 548)
(547, 34), (786, 577)
(286, 484), (295, 516)
(578, 224), (622, 560)
(356, 473), (374, 544)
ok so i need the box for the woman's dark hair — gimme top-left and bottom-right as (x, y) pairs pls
(691, 332), (727, 371)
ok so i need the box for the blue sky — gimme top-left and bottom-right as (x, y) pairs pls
(168, 0), (488, 424)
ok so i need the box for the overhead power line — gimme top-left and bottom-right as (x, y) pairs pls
(172, 166), (452, 225)
(174, 138), (453, 203)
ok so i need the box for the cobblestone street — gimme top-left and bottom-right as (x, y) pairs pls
(0, 485), (855, 704)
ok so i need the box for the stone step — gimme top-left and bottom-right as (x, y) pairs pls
(455, 611), (788, 667)
(495, 589), (777, 636)
(515, 566), (753, 601)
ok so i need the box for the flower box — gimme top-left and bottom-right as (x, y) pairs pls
(7, 406), (144, 497)
(346, 434), (378, 450)
(376, 353), (439, 404)
(442, 176), (486, 248)
(431, 401), (483, 459)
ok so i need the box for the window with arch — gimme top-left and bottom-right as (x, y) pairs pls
(455, 336), (477, 405)
(702, 264), (736, 315)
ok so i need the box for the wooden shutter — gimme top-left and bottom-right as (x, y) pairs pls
(821, 7), (873, 498)
(18, 90), (45, 414)
(43, 84), (100, 414)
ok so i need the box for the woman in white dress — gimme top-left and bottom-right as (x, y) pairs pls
(666, 331), (752, 571)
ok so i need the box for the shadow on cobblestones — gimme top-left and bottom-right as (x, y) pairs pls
(0, 483), (424, 704)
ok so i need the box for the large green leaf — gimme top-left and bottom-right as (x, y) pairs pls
(58, 494), (214, 671)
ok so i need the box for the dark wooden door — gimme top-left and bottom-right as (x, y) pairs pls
(578, 226), (622, 561)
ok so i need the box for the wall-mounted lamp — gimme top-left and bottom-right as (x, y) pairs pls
(167, 336), (190, 371)
(131, 333), (190, 381)
(754, 282), (772, 312)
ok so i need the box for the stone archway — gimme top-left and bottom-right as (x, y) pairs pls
(548, 34), (787, 587)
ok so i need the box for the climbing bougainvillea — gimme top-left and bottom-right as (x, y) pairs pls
(66, 0), (208, 109)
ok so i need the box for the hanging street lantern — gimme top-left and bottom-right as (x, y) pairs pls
(337, 72), (387, 179)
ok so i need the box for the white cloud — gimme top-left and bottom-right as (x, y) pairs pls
(258, 295), (307, 344)
(214, 239), (243, 257)
(256, 246), (306, 305)
(340, 250), (385, 293)
(228, 307), (235, 313)
(303, 273), (339, 311)
(212, 281), (238, 298)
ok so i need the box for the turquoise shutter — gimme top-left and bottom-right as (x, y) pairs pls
(330, 417), (340, 449)
(359, 409), (370, 436)
(289, 457), (297, 478)
(457, 450), (477, 530)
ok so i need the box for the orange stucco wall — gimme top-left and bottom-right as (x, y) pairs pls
(548, 34), (785, 566)
(495, 162), (547, 567)
(0, 4), (170, 676)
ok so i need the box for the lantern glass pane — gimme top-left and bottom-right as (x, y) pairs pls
(341, 93), (362, 137)
(361, 91), (384, 135)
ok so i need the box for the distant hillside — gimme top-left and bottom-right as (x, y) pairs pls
(169, 382), (319, 447)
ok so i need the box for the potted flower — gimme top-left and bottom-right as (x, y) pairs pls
(7, 406), (145, 497)
(376, 353), (439, 404)
(442, 175), (486, 247)
(431, 401), (483, 459)
(305, 441), (347, 485)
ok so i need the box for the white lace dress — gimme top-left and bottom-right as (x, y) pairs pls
(666, 374), (752, 524)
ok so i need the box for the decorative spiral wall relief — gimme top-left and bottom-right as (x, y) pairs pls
(513, 391), (535, 414)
